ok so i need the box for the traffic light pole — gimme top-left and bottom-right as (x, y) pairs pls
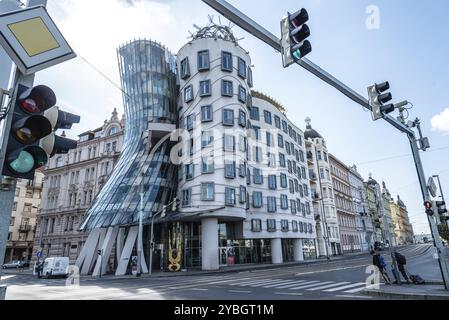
(201, 0), (449, 290)
(0, 0), (48, 300)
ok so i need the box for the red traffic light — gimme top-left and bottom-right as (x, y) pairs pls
(18, 85), (56, 113)
(424, 201), (432, 209)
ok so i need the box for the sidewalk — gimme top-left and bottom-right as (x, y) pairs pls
(365, 283), (449, 300)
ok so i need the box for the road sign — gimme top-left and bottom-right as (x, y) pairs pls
(428, 177), (437, 198)
(36, 251), (41, 258)
(0, 5), (76, 75)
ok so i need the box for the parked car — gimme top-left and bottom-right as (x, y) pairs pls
(2, 261), (21, 269)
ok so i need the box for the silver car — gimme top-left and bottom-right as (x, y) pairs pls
(2, 261), (21, 269)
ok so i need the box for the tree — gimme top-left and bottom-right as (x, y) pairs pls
(438, 223), (449, 243)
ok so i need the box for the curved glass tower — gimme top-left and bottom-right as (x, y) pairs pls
(80, 40), (178, 230)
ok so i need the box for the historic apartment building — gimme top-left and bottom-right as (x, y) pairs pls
(390, 195), (414, 245)
(4, 171), (44, 263)
(329, 154), (360, 253)
(348, 165), (374, 252)
(32, 110), (124, 263)
(304, 118), (341, 257)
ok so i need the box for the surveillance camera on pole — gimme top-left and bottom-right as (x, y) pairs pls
(367, 81), (395, 121)
(280, 8), (312, 68)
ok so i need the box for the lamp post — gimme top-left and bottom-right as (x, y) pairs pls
(136, 174), (145, 277)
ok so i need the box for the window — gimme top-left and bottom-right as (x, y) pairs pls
(252, 126), (260, 140)
(266, 132), (273, 147)
(253, 146), (262, 162)
(274, 115), (281, 129)
(10, 217), (15, 226)
(267, 219), (276, 232)
(246, 169), (251, 185)
(277, 134), (284, 148)
(222, 109), (234, 126)
(184, 85), (193, 103)
(267, 196), (277, 212)
(180, 57), (190, 79)
(224, 161), (236, 179)
(251, 219), (262, 232)
(299, 222), (304, 233)
(186, 114), (194, 131)
(222, 51), (233, 71)
(291, 200), (297, 214)
(12, 202), (17, 211)
(201, 105), (213, 122)
(201, 157), (214, 174)
(238, 57), (247, 78)
(25, 189), (33, 198)
(280, 173), (287, 188)
(299, 150), (305, 162)
(247, 66), (253, 87)
(281, 220), (289, 232)
(253, 192), (263, 208)
(238, 110), (246, 127)
(279, 153), (286, 167)
(317, 150), (322, 161)
(324, 152), (328, 162)
(282, 120), (288, 133)
(301, 167), (307, 179)
(223, 134), (235, 152)
(239, 162), (247, 177)
(185, 163), (194, 180)
(292, 220), (298, 232)
(289, 180), (295, 194)
(238, 85), (246, 103)
(303, 184), (309, 196)
(199, 80), (211, 97)
(225, 187), (236, 206)
(253, 168), (263, 184)
(268, 175), (277, 190)
(197, 50), (210, 71)
(306, 202), (311, 215)
(267, 153), (276, 168)
(239, 186), (246, 204)
(201, 131), (214, 148)
(250, 106), (259, 121)
(280, 194), (288, 209)
(181, 189), (191, 207)
(246, 94), (252, 109)
(109, 127), (118, 136)
(221, 80), (233, 97)
(264, 110), (272, 125)
(201, 182), (215, 201)
(320, 168), (325, 179)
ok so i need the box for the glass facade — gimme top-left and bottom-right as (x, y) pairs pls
(80, 40), (178, 230)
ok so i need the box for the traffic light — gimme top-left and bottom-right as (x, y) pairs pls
(367, 81), (395, 121)
(424, 201), (434, 216)
(436, 201), (449, 222)
(280, 8), (312, 67)
(2, 84), (79, 179)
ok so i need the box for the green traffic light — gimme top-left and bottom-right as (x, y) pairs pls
(292, 49), (302, 60)
(9, 150), (34, 174)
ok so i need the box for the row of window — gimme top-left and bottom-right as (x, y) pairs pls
(251, 219), (314, 233)
(181, 184), (311, 214)
(250, 107), (303, 146)
(184, 106), (248, 129)
(183, 80), (251, 107)
(180, 50), (253, 87)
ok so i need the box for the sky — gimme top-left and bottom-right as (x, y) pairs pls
(2, 0), (449, 235)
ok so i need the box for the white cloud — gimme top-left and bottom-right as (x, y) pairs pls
(431, 108), (449, 134)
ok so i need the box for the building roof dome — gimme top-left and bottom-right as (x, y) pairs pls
(304, 117), (322, 139)
(397, 195), (406, 208)
(367, 173), (378, 186)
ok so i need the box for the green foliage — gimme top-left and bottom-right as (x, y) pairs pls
(438, 223), (449, 242)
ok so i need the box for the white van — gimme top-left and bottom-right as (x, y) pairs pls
(42, 257), (70, 278)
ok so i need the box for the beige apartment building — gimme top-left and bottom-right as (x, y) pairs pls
(4, 170), (44, 263)
(390, 195), (414, 245)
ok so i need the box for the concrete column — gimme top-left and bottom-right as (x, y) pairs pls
(293, 239), (304, 262)
(201, 218), (219, 271)
(271, 238), (283, 264)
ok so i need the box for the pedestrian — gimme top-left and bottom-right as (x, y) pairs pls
(371, 250), (391, 285)
(394, 251), (410, 284)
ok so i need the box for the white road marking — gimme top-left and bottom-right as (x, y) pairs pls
(228, 290), (251, 293)
(247, 279), (286, 287)
(323, 282), (366, 292)
(275, 292), (303, 296)
(268, 280), (308, 289)
(344, 285), (371, 293)
(295, 265), (368, 276)
(261, 280), (300, 288)
(208, 277), (252, 285)
(306, 282), (350, 291)
(336, 294), (372, 299)
(233, 279), (280, 286)
(191, 288), (208, 291)
(289, 281), (324, 290)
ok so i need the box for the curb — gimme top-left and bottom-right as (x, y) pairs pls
(365, 288), (449, 300)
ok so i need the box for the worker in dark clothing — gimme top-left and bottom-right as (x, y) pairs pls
(371, 250), (391, 285)
(394, 251), (410, 284)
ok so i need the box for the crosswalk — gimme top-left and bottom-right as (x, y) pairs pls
(228, 278), (376, 294)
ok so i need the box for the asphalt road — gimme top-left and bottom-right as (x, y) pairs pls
(0, 244), (440, 300)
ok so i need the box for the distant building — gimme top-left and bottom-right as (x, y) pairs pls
(349, 165), (374, 252)
(390, 195), (414, 245)
(365, 178), (382, 244)
(32, 110), (124, 263)
(4, 171), (44, 263)
(304, 118), (341, 256)
(329, 154), (360, 253)
(381, 181), (396, 247)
